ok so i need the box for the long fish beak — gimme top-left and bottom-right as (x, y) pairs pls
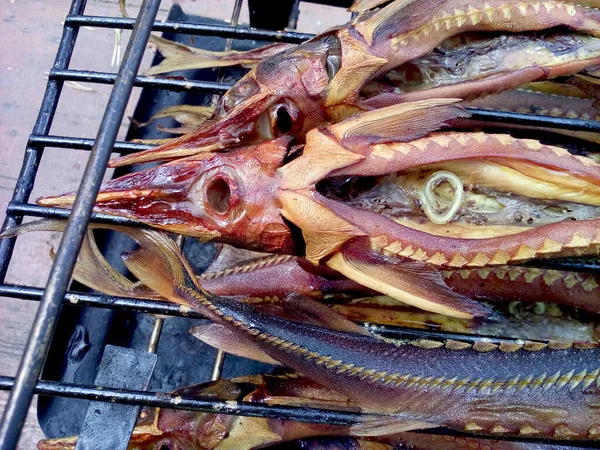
(37, 154), (224, 240)
(38, 137), (294, 250)
(108, 91), (276, 168)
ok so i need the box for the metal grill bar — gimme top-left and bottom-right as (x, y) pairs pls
(3, 1), (600, 448)
(6, 203), (144, 225)
(10, 200), (600, 274)
(0, 376), (361, 427)
(65, 15), (314, 42)
(46, 68), (600, 132)
(50, 68), (233, 93)
(0, 1), (161, 448)
(0, 283), (580, 346)
(467, 108), (600, 132)
(28, 135), (152, 153)
(0, 376), (594, 448)
(0, 0), (87, 282)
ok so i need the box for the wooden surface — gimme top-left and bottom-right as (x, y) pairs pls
(0, 1), (349, 448)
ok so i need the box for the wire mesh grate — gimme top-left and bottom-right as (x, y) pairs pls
(1, 1), (600, 449)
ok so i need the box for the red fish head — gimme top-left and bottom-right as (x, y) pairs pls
(109, 35), (341, 167)
(39, 137), (295, 254)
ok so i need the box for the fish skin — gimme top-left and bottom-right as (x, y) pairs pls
(122, 228), (600, 440)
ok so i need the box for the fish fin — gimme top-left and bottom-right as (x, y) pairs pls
(0, 219), (158, 299)
(171, 379), (242, 400)
(145, 35), (293, 75)
(326, 239), (491, 319)
(349, 0), (395, 12)
(278, 190), (366, 263)
(0, 218), (67, 238)
(350, 414), (439, 437)
(216, 417), (282, 450)
(190, 323), (282, 366)
(283, 293), (371, 336)
(132, 104), (213, 131)
(71, 229), (159, 299)
(330, 99), (469, 146)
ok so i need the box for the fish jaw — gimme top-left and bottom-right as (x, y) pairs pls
(109, 39), (336, 168)
(38, 138), (294, 254)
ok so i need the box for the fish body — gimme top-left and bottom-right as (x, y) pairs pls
(37, 374), (577, 449)
(107, 0), (600, 167)
(116, 227), (600, 441)
(38, 100), (600, 318)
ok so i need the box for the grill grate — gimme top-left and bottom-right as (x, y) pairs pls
(1, 1), (600, 449)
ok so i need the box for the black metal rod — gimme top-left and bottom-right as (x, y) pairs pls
(8, 200), (600, 275)
(65, 15), (314, 43)
(49, 68), (233, 93)
(466, 108), (600, 132)
(6, 203), (144, 226)
(45, 70), (600, 132)
(0, 283), (587, 348)
(0, 2), (162, 448)
(0, 376), (594, 448)
(0, 0), (87, 283)
(0, 284), (189, 316)
(288, 0), (302, 29)
(28, 134), (153, 153)
(0, 376), (360, 427)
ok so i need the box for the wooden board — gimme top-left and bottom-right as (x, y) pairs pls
(0, 1), (348, 448)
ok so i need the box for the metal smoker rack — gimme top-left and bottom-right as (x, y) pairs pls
(1, 0), (600, 448)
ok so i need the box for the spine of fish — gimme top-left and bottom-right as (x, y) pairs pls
(199, 254), (367, 299)
(121, 228), (600, 441)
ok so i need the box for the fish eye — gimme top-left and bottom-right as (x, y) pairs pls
(275, 106), (293, 133)
(206, 177), (231, 214)
(255, 100), (299, 139)
(219, 78), (260, 115)
(324, 34), (341, 80)
(189, 168), (243, 223)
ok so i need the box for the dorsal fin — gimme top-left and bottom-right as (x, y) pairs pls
(329, 98), (469, 147)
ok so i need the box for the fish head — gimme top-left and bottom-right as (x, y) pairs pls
(109, 35), (341, 167)
(214, 36), (338, 136)
(38, 137), (295, 253)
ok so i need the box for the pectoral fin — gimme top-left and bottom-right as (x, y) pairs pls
(190, 323), (281, 366)
(0, 219), (158, 299)
(326, 239), (491, 319)
(330, 98), (469, 146)
(282, 293), (371, 336)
